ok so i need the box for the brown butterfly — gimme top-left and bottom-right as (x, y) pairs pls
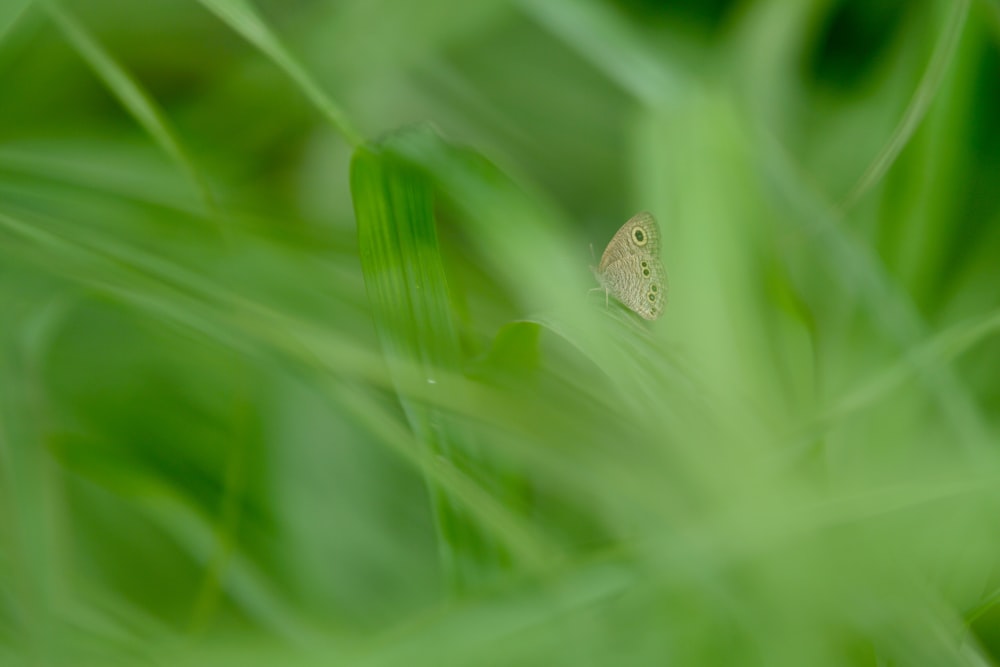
(592, 212), (666, 320)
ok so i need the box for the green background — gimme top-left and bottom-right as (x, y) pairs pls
(2, 0), (1000, 665)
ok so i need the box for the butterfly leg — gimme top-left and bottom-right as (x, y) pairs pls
(587, 287), (606, 306)
(587, 286), (610, 309)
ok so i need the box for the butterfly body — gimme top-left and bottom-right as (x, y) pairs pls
(593, 212), (666, 320)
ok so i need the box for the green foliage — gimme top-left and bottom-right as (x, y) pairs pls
(1, 0), (999, 665)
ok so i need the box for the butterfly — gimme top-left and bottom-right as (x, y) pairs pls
(592, 211), (667, 320)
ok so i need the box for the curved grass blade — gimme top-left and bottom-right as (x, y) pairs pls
(760, 132), (996, 466)
(44, 1), (220, 221)
(351, 137), (540, 592)
(787, 306), (1000, 451)
(0, 203), (556, 586)
(196, 0), (364, 147)
(0, 0), (33, 44)
(518, 0), (688, 106)
(840, 0), (971, 209)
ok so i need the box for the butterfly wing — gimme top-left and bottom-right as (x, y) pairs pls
(598, 211), (661, 272)
(600, 254), (667, 320)
(595, 212), (666, 319)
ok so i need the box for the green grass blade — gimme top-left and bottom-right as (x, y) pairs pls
(0, 0), (33, 43)
(760, 131), (996, 464)
(840, 0), (971, 209)
(195, 0), (364, 147)
(806, 306), (1000, 441)
(518, 0), (689, 105)
(350, 135), (544, 591)
(43, 1), (219, 220)
(0, 333), (63, 663)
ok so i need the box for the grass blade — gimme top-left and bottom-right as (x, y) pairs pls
(351, 133), (543, 591)
(0, 0), (33, 43)
(196, 0), (364, 147)
(840, 0), (971, 209)
(43, 1), (219, 220)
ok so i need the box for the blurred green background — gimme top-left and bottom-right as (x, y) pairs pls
(2, 0), (1000, 665)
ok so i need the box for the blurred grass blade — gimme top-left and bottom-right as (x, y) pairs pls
(0, 330), (61, 663)
(43, 1), (219, 219)
(808, 306), (1000, 439)
(0, 0), (33, 43)
(518, 0), (688, 106)
(760, 133), (995, 464)
(984, 0), (1000, 41)
(841, 0), (970, 209)
(196, 0), (363, 147)
(0, 205), (551, 572)
(378, 126), (590, 326)
(351, 133), (533, 591)
(137, 491), (322, 645)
